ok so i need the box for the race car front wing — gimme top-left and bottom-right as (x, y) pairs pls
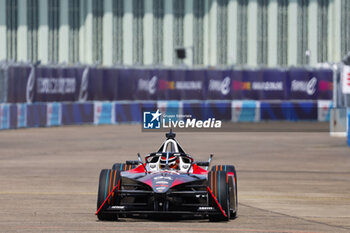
(96, 185), (227, 218)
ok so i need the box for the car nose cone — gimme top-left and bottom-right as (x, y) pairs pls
(152, 174), (173, 193)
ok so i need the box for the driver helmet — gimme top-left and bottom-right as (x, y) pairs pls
(160, 155), (178, 170)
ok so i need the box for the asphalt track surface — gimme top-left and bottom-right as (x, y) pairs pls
(0, 124), (350, 233)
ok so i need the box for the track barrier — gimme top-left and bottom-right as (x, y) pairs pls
(0, 100), (332, 131)
(1, 65), (333, 103)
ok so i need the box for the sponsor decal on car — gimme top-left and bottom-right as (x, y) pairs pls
(154, 176), (172, 180)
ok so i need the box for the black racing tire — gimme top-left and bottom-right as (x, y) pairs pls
(211, 165), (238, 218)
(112, 163), (135, 171)
(97, 169), (121, 221)
(208, 170), (230, 221)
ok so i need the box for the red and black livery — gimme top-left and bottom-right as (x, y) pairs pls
(96, 131), (238, 221)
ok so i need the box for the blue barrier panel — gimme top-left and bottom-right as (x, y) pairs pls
(182, 102), (231, 121)
(290, 102), (318, 121)
(157, 101), (181, 121)
(94, 102), (114, 125)
(115, 102), (157, 123)
(142, 102), (157, 112)
(9, 104), (17, 129)
(0, 101), (333, 131)
(27, 103), (47, 127)
(232, 100), (260, 122)
(260, 101), (317, 121)
(260, 102), (276, 121)
(47, 103), (61, 126)
(0, 104), (10, 129)
(62, 103), (93, 125)
(260, 102), (290, 120)
(115, 103), (142, 123)
(182, 102), (207, 121)
(206, 102), (231, 120)
(17, 104), (27, 128)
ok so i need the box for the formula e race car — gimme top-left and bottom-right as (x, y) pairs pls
(96, 130), (238, 221)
